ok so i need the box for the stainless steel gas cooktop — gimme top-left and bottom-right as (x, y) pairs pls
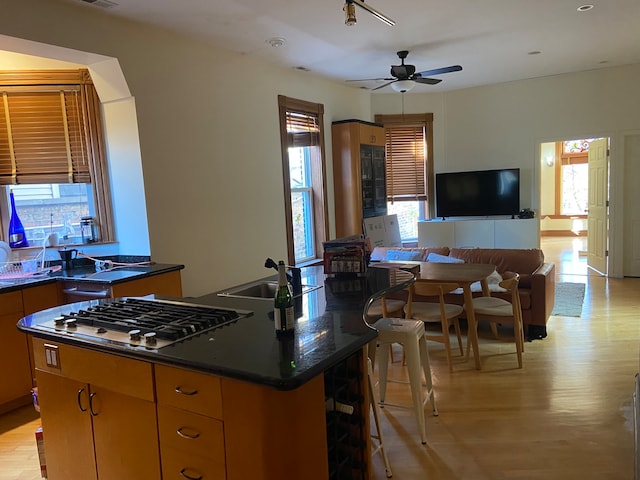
(36, 297), (253, 350)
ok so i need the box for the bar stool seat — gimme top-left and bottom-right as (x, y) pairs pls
(369, 317), (438, 444)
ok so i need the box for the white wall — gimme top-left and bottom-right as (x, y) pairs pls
(1, 0), (373, 296)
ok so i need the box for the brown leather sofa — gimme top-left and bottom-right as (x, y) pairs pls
(370, 246), (555, 340)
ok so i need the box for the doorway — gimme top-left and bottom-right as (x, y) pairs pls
(539, 137), (609, 276)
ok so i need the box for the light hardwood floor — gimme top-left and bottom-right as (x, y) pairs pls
(1, 237), (637, 480)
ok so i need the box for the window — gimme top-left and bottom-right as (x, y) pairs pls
(278, 96), (328, 265)
(0, 70), (112, 246)
(374, 113), (434, 241)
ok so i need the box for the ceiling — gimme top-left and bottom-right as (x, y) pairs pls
(64, 0), (640, 93)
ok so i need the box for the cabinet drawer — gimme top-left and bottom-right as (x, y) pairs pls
(156, 364), (223, 419)
(32, 338), (154, 401)
(161, 445), (226, 480)
(158, 404), (225, 462)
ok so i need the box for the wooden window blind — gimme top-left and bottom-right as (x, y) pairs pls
(285, 111), (320, 148)
(374, 113), (434, 203)
(0, 70), (113, 241)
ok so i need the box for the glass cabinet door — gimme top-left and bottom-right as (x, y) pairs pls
(360, 145), (375, 217)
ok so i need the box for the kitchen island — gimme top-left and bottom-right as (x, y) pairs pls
(18, 265), (415, 480)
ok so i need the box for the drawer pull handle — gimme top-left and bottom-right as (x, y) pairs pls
(177, 427), (201, 440)
(175, 386), (199, 396)
(179, 468), (203, 480)
(77, 388), (87, 412)
(89, 392), (98, 416)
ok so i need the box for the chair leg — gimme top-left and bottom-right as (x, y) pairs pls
(514, 320), (523, 368)
(377, 341), (391, 404)
(490, 321), (499, 338)
(404, 337), (427, 444)
(368, 358), (392, 478)
(418, 335), (438, 417)
(440, 319), (454, 372)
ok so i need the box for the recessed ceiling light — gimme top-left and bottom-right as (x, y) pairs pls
(295, 66), (311, 72)
(528, 51), (542, 55)
(577, 4), (594, 12)
(266, 37), (286, 48)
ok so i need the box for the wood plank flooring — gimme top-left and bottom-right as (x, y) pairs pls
(1, 236), (637, 479)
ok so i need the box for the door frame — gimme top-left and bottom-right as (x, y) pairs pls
(536, 134), (616, 276)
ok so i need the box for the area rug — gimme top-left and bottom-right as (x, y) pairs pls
(551, 282), (586, 317)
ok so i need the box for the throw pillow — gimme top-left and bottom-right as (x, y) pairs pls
(469, 269), (506, 292)
(426, 252), (464, 264)
(386, 249), (422, 261)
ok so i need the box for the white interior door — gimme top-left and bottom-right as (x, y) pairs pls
(587, 138), (609, 274)
(623, 134), (640, 277)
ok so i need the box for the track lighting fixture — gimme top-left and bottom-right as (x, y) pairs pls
(344, 2), (357, 25)
(343, 0), (395, 27)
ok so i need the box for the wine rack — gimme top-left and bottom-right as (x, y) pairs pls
(324, 350), (370, 479)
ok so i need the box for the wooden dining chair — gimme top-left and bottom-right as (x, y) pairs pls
(468, 272), (524, 368)
(403, 280), (464, 372)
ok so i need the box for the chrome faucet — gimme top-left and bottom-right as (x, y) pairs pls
(264, 257), (302, 296)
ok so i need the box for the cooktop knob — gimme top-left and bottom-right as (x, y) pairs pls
(129, 329), (142, 341)
(66, 319), (78, 329)
(144, 332), (157, 346)
(96, 327), (108, 334)
(53, 316), (66, 326)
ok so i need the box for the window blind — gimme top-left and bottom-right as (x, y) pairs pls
(0, 88), (92, 185)
(383, 122), (427, 201)
(285, 111), (320, 147)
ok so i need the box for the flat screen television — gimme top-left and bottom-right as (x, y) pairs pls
(435, 168), (520, 218)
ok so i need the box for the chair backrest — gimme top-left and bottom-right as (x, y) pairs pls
(498, 272), (522, 320)
(405, 280), (460, 319)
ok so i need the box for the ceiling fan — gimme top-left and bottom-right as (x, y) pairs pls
(349, 50), (463, 92)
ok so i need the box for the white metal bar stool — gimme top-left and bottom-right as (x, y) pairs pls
(369, 317), (438, 444)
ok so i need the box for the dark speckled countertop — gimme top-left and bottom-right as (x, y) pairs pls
(18, 265), (415, 390)
(0, 257), (184, 292)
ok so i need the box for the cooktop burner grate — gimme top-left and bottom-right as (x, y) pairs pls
(40, 297), (252, 349)
(65, 298), (242, 341)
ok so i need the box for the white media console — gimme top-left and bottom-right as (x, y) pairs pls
(417, 218), (540, 249)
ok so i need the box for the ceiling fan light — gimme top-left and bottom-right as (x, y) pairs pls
(391, 80), (415, 92)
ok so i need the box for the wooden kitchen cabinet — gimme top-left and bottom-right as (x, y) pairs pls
(0, 290), (32, 413)
(155, 364), (226, 479)
(0, 283), (60, 414)
(332, 120), (387, 238)
(33, 338), (161, 480)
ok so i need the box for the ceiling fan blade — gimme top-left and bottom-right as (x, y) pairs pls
(372, 81), (396, 91)
(414, 77), (442, 85)
(345, 77), (395, 82)
(415, 65), (463, 77)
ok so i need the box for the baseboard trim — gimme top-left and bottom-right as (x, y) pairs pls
(540, 230), (587, 237)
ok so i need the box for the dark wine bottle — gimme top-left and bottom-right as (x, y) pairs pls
(274, 260), (294, 337)
(8, 189), (29, 248)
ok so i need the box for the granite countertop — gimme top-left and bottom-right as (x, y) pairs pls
(0, 257), (184, 292)
(18, 265), (415, 390)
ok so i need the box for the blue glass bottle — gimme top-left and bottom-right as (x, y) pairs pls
(8, 190), (29, 248)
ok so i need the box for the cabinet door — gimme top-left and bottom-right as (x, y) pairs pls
(35, 371), (98, 480)
(91, 387), (162, 480)
(372, 145), (387, 217)
(0, 291), (31, 411)
(360, 145), (376, 218)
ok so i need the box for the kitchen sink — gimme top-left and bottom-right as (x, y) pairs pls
(217, 281), (321, 300)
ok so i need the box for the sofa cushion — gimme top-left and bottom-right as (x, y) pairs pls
(386, 249), (422, 261)
(426, 252), (464, 264)
(449, 248), (544, 275)
(370, 246), (450, 262)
